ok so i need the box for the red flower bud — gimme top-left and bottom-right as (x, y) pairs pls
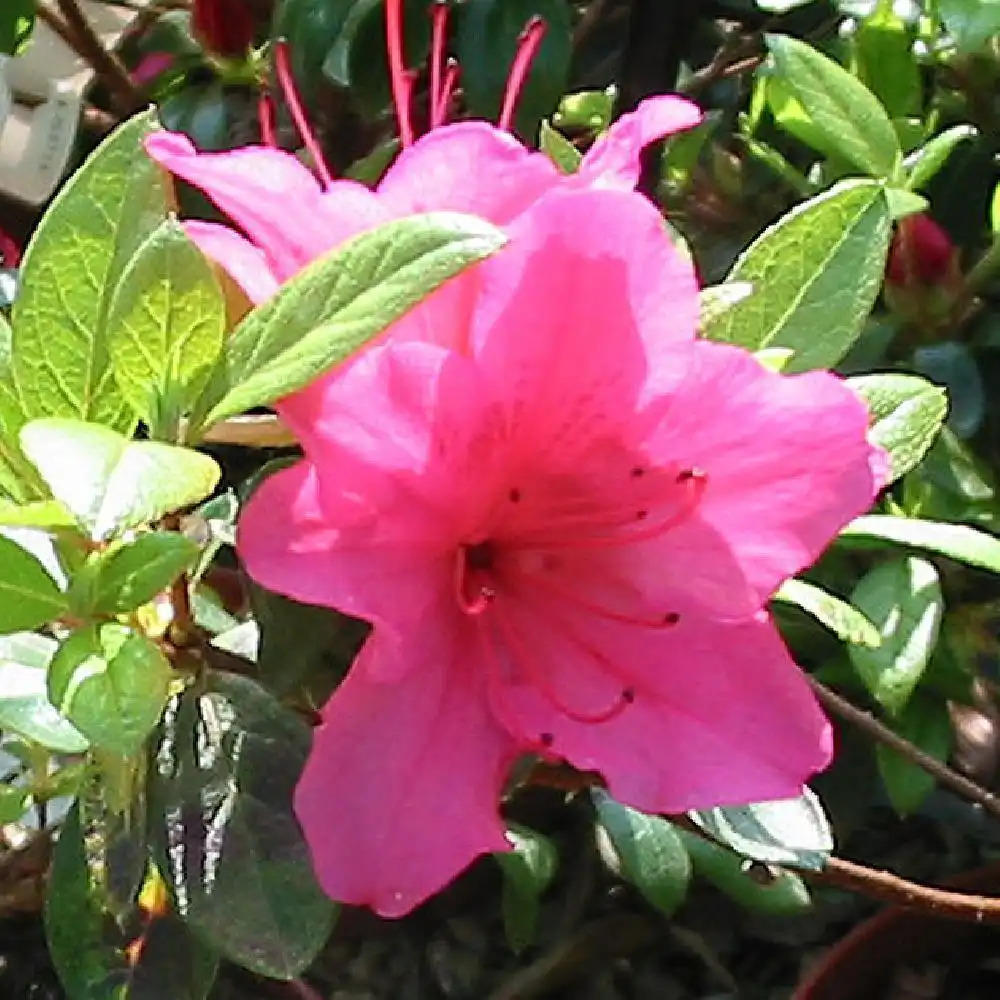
(886, 213), (959, 290)
(0, 227), (20, 269)
(192, 0), (255, 59)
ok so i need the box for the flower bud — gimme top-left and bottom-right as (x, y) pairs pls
(885, 214), (962, 330)
(192, 0), (255, 59)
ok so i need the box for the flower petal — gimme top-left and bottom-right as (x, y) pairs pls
(642, 342), (881, 615)
(495, 602), (832, 812)
(576, 95), (703, 190)
(145, 132), (387, 281)
(237, 459), (450, 644)
(183, 220), (279, 303)
(377, 121), (560, 224)
(295, 624), (515, 917)
(471, 187), (698, 470)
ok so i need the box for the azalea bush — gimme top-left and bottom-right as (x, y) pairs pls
(3, 0), (1000, 998)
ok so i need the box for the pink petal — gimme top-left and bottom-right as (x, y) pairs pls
(470, 187), (698, 469)
(642, 341), (881, 616)
(576, 95), (703, 190)
(145, 132), (387, 281)
(295, 625), (515, 917)
(494, 602), (832, 812)
(377, 121), (560, 224)
(237, 459), (451, 650)
(183, 221), (279, 303)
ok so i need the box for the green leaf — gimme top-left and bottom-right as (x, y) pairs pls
(701, 180), (891, 371)
(849, 373), (948, 485)
(49, 624), (173, 757)
(848, 557), (943, 715)
(688, 788), (833, 872)
(0, 0), (34, 54)
(495, 824), (558, 954)
(938, 0), (1000, 52)
(773, 578), (881, 647)
(148, 672), (336, 978)
(697, 282), (754, 334)
(20, 419), (220, 540)
(765, 34), (901, 177)
(0, 498), (77, 529)
(0, 532), (67, 634)
(46, 803), (219, 1000)
(592, 789), (691, 917)
(840, 514), (1000, 574)
(905, 125), (977, 193)
(0, 314), (45, 501)
(198, 212), (506, 429)
(675, 829), (813, 915)
(876, 694), (952, 815)
(456, 0), (572, 139)
(0, 785), (32, 823)
(853, 0), (921, 118)
(538, 120), (582, 174)
(11, 110), (168, 433)
(0, 632), (88, 752)
(92, 532), (200, 615)
(108, 217), (227, 438)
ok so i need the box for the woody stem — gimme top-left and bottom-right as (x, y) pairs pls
(808, 676), (1000, 820)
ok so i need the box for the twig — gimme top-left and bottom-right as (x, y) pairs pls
(808, 677), (1000, 822)
(200, 414), (298, 449)
(681, 51), (764, 96)
(40, 0), (145, 114)
(806, 856), (1000, 924)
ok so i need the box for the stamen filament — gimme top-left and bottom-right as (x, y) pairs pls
(429, 2), (449, 129)
(498, 16), (547, 132)
(258, 90), (277, 147)
(492, 610), (631, 724)
(274, 41), (335, 189)
(433, 59), (460, 128)
(386, 0), (415, 146)
(454, 546), (495, 615)
(515, 570), (680, 629)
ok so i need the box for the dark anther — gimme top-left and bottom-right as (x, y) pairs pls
(663, 612), (681, 625)
(629, 466), (645, 478)
(635, 509), (649, 520)
(539, 732), (554, 748)
(622, 687), (636, 704)
(508, 488), (522, 503)
(676, 467), (704, 483)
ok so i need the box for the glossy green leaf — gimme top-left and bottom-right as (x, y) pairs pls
(849, 373), (948, 485)
(773, 578), (881, 647)
(0, 632), (88, 753)
(0, 498), (77, 529)
(456, 0), (572, 139)
(905, 125), (977, 193)
(12, 110), (168, 433)
(495, 824), (558, 954)
(0, 531), (67, 634)
(675, 829), (813, 915)
(697, 282), (754, 335)
(702, 180), (891, 370)
(108, 217), (227, 437)
(840, 514), (1000, 574)
(148, 672), (336, 978)
(848, 557), (943, 715)
(20, 419), (220, 541)
(46, 803), (219, 1000)
(876, 694), (952, 815)
(593, 789), (691, 917)
(92, 532), (199, 615)
(765, 34), (900, 177)
(689, 788), (833, 872)
(538, 120), (582, 174)
(198, 212), (506, 429)
(938, 0), (1000, 52)
(0, 314), (44, 501)
(49, 624), (173, 756)
(853, 0), (920, 118)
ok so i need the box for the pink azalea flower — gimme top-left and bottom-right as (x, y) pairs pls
(237, 185), (884, 917)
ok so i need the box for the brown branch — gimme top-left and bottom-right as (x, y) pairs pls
(40, 0), (145, 114)
(806, 856), (1000, 924)
(200, 414), (298, 449)
(808, 677), (1000, 821)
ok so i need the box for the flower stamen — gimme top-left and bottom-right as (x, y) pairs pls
(259, 90), (277, 147)
(386, 0), (415, 146)
(498, 16), (547, 133)
(429, 1), (449, 129)
(274, 40), (335, 189)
